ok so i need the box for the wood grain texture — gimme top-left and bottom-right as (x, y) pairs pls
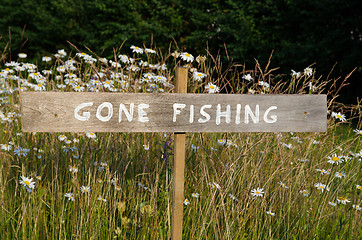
(21, 92), (327, 132)
(171, 67), (187, 240)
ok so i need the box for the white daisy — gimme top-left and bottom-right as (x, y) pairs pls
(315, 169), (330, 175)
(192, 193), (200, 198)
(327, 153), (343, 165)
(0, 143), (12, 151)
(331, 112), (347, 122)
(314, 183), (329, 192)
(210, 182), (221, 190)
(205, 82), (220, 93)
(69, 165), (78, 173)
(242, 74), (253, 81)
(130, 45), (144, 54)
(42, 56), (52, 62)
(251, 187), (264, 197)
(57, 49), (67, 57)
(266, 210), (275, 216)
(304, 67), (313, 77)
(336, 196), (350, 205)
(97, 195), (107, 202)
(86, 132), (97, 139)
(335, 171), (346, 178)
(18, 53), (27, 58)
(20, 176), (35, 190)
(65, 193), (75, 201)
(299, 189), (309, 197)
(353, 129), (362, 135)
(80, 186), (90, 193)
(58, 135), (67, 141)
(180, 52), (194, 62)
(278, 181), (289, 189)
(145, 48), (156, 54)
(352, 205), (361, 211)
(291, 70), (301, 78)
(192, 72), (207, 81)
(217, 139), (226, 146)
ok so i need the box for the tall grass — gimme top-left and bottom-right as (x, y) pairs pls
(0, 43), (361, 239)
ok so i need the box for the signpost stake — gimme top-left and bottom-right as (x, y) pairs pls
(171, 67), (188, 240)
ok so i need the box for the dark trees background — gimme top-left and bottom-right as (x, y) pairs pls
(0, 0), (361, 103)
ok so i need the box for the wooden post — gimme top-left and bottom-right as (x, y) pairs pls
(172, 67), (188, 240)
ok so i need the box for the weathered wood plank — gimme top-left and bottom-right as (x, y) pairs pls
(21, 92), (327, 132)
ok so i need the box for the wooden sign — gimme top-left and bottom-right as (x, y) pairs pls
(21, 92), (326, 133)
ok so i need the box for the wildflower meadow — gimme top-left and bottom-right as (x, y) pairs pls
(0, 44), (361, 239)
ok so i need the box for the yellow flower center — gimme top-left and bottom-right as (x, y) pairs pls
(332, 157), (339, 161)
(24, 180), (30, 185)
(256, 191), (260, 194)
(320, 186), (324, 189)
(210, 86), (215, 89)
(185, 53), (191, 57)
(337, 197), (346, 201)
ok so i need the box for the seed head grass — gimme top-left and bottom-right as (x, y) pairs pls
(0, 43), (360, 239)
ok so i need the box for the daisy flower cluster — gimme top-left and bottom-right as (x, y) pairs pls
(1, 46), (184, 96)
